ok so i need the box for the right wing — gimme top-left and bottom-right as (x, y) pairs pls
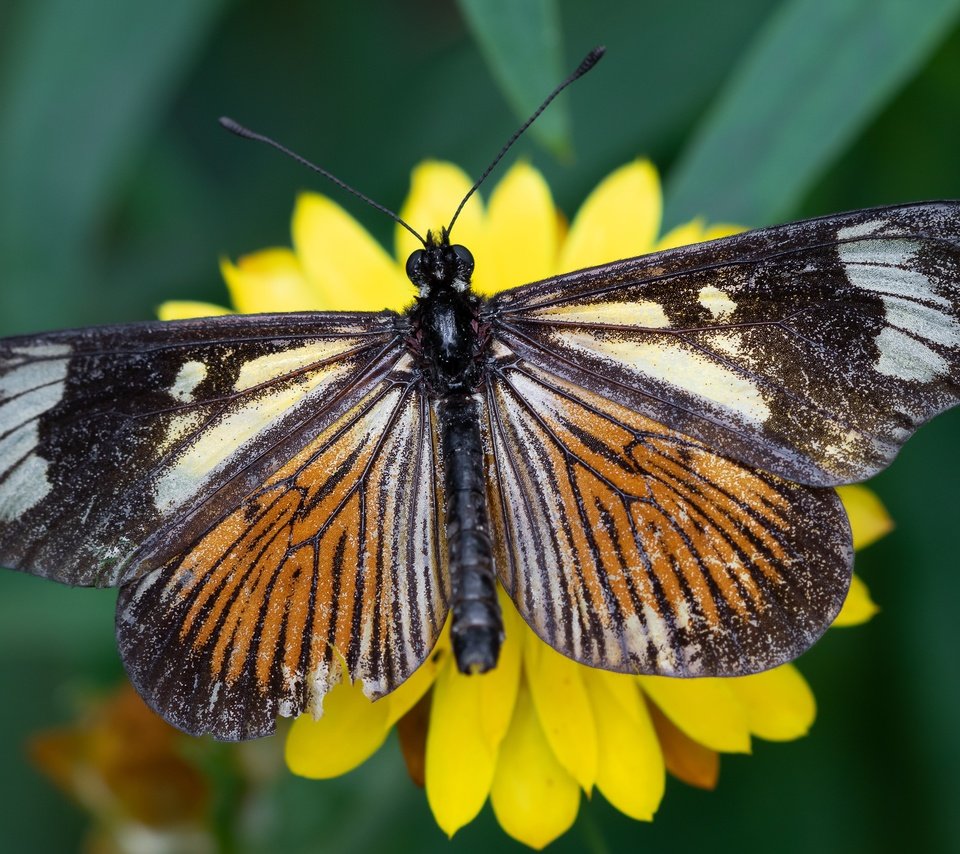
(486, 202), (960, 486)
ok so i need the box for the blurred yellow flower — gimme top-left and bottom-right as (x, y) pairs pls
(160, 158), (890, 849)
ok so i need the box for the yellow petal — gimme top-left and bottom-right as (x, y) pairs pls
(284, 680), (389, 779)
(728, 664), (816, 741)
(558, 159), (662, 272)
(832, 573), (880, 626)
(221, 249), (321, 313)
(293, 193), (410, 312)
(481, 161), (558, 295)
(425, 661), (497, 837)
(490, 686), (580, 850)
(654, 218), (707, 251)
(386, 640), (451, 728)
(837, 484), (894, 550)
(156, 300), (232, 320)
(585, 670), (664, 821)
(396, 161), (486, 274)
(639, 676), (751, 753)
(524, 636), (597, 791)
(478, 589), (523, 750)
(595, 664), (645, 726)
(701, 223), (745, 241)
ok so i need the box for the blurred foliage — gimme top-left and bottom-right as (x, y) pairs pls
(456, 0), (568, 155)
(1, 1), (959, 851)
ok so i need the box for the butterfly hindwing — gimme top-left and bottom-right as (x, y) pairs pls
(488, 202), (960, 487)
(117, 368), (447, 739)
(482, 353), (852, 677)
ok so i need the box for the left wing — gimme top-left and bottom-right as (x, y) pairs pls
(486, 202), (960, 486)
(1, 313), (449, 739)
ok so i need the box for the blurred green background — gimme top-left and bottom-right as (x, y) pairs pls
(2, 0), (960, 851)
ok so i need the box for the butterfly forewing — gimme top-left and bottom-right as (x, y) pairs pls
(0, 313), (398, 584)
(482, 351), (853, 676)
(487, 202), (960, 487)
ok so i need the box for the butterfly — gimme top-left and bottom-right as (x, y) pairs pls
(2, 48), (959, 741)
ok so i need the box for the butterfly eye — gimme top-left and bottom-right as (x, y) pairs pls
(452, 244), (474, 275)
(405, 249), (427, 283)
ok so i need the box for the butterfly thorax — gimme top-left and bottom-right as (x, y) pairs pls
(404, 230), (503, 674)
(405, 230), (487, 395)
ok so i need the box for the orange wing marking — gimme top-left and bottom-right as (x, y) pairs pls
(164, 379), (422, 700)
(485, 359), (824, 675)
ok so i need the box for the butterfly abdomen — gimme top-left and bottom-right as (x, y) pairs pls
(440, 393), (503, 673)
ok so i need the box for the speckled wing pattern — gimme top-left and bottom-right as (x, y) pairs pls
(1, 313), (448, 739)
(489, 203), (960, 486)
(483, 202), (960, 676)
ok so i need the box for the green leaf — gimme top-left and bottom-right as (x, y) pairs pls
(0, 0), (228, 332)
(456, 0), (569, 155)
(664, 0), (960, 228)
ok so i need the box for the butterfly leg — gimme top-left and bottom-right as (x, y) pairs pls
(440, 393), (504, 673)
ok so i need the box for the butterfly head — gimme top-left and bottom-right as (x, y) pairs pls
(405, 229), (475, 298)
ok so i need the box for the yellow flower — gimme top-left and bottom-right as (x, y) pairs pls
(160, 159), (892, 849)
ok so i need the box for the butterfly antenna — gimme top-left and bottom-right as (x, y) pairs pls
(447, 45), (606, 236)
(219, 116), (428, 246)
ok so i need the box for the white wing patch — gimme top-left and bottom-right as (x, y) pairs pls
(234, 340), (362, 391)
(837, 219), (887, 240)
(531, 300), (670, 327)
(697, 285), (737, 320)
(874, 328), (949, 382)
(159, 361), (210, 453)
(839, 239), (960, 382)
(551, 328), (771, 424)
(0, 345), (71, 521)
(153, 357), (355, 514)
(169, 361), (207, 402)
(0, 455), (56, 522)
